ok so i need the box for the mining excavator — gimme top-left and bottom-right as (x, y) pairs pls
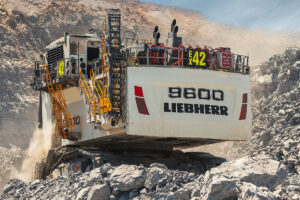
(31, 9), (251, 179)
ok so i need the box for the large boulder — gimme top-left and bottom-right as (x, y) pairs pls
(234, 157), (288, 189)
(207, 156), (288, 189)
(87, 183), (111, 200)
(173, 187), (191, 200)
(197, 156), (289, 200)
(144, 163), (168, 189)
(76, 187), (91, 200)
(2, 179), (25, 195)
(199, 177), (240, 200)
(239, 182), (276, 200)
(109, 164), (146, 192)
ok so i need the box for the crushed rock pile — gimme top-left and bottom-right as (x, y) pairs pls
(238, 47), (300, 174)
(1, 156), (299, 200)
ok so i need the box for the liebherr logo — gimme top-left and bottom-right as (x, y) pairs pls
(134, 86), (247, 119)
(134, 86), (149, 115)
(164, 87), (229, 116)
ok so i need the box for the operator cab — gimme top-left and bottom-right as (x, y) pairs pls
(32, 32), (102, 91)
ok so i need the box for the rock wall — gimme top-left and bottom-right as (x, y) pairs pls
(238, 48), (300, 173)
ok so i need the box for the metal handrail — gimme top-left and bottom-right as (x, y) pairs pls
(90, 70), (103, 96)
(55, 84), (74, 136)
(91, 69), (112, 111)
(79, 68), (93, 100)
(128, 47), (250, 74)
(41, 64), (78, 139)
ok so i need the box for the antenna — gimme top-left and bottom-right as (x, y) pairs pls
(153, 26), (158, 38)
(171, 19), (176, 32)
(174, 26), (178, 37)
(155, 32), (160, 44)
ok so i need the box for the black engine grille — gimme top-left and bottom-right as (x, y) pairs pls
(47, 45), (64, 69)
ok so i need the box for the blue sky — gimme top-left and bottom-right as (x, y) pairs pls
(140, 0), (300, 31)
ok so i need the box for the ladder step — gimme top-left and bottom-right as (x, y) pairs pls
(113, 102), (120, 106)
(108, 10), (122, 117)
(112, 68), (120, 72)
(104, 67), (110, 72)
(112, 96), (120, 100)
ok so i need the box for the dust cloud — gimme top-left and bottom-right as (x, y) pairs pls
(10, 125), (52, 182)
(183, 141), (244, 161)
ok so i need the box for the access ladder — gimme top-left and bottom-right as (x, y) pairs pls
(79, 68), (112, 123)
(42, 64), (80, 140)
(108, 9), (123, 119)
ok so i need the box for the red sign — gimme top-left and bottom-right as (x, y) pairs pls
(222, 53), (232, 68)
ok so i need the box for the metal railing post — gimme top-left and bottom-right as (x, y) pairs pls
(146, 48), (149, 65)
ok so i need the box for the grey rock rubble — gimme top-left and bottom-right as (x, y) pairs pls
(1, 156), (299, 200)
(194, 156), (297, 200)
(238, 47), (300, 174)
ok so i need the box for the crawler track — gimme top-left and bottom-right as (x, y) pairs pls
(37, 146), (226, 180)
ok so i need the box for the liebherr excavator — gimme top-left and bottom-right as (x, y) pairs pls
(31, 9), (251, 179)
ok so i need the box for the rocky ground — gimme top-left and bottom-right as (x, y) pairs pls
(1, 155), (299, 200)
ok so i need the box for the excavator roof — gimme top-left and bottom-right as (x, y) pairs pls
(45, 33), (100, 50)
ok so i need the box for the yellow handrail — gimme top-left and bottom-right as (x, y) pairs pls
(41, 64), (78, 139)
(79, 79), (90, 102)
(55, 84), (73, 135)
(90, 69), (112, 112)
(90, 70), (103, 97)
(79, 68), (93, 100)
(101, 18), (109, 96)
(77, 18), (113, 120)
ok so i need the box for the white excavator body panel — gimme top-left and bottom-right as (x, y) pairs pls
(40, 65), (251, 147)
(126, 66), (252, 141)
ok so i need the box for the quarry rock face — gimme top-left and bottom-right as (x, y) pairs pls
(238, 48), (300, 175)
